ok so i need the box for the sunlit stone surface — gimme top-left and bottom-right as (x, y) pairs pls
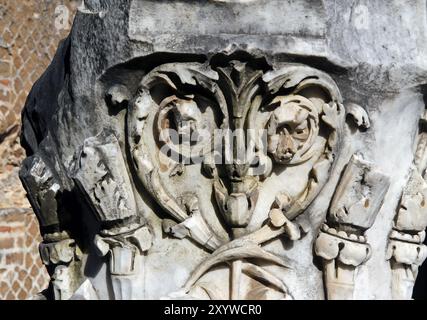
(20, 0), (427, 300)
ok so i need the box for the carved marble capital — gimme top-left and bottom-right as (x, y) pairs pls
(19, 1), (427, 299)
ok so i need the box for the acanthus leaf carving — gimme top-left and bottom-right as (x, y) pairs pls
(126, 57), (346, 300)
(15, 0), (426, 301)
(39, 234), (84, 300)
(21, 49), (383, 300)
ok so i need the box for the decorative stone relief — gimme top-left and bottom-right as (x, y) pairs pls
(72, 132), (152, 299)
(123, 59), (346, 299)
(20, 156), (83, 300)
(18, 0), (427, 300)
(315, 154), (390, 300)
(386, 110), (427, 300)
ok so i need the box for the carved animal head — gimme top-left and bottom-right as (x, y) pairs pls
(171, 98), (204, 137)
(266, 95), (317, 165)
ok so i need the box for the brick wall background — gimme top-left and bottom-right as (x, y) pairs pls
(0, 0), (77, 300)
(0, 209), (49, 299)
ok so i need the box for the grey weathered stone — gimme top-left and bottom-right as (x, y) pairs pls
(20, 0), (427, 300)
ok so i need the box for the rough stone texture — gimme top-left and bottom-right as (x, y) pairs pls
(0, 0), (77, 300)
(20, 0), (427, 300)
(0, 0), (77, 209)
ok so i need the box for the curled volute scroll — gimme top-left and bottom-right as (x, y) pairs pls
(127, 59), (346, 299)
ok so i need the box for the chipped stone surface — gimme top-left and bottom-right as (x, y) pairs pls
(19, 0), (427, 299)
(0, 0), (78, 300)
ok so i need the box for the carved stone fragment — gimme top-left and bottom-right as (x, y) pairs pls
(71, 131), (153, 299)
(20, 156), (83, 300)
(387, 110), (427, 299)
(18, 0), (427, 300)
(315, 154), (390, 300)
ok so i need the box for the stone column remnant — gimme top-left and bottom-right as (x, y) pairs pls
(19, 0), (427, 299)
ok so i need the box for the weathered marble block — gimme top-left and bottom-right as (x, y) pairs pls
(20, 0), (427, 300)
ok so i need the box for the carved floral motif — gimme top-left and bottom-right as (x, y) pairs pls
(21, 53), (388, 300)
(127, 59), (346, 299)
